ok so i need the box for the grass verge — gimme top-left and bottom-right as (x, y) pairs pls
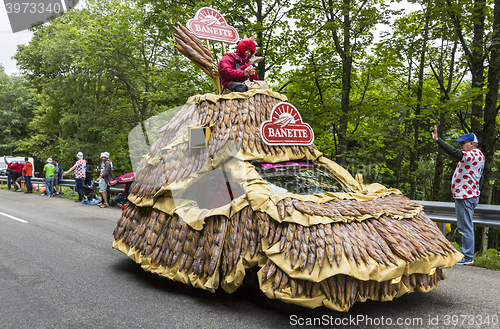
(1, 182), (91, 201)
(449, 240), (500, 270)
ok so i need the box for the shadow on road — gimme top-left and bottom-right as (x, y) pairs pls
(109, 257), (454, 319)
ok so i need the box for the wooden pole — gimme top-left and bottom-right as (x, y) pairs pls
(222, 42), (227, 55)
(205, 39), (222, 95)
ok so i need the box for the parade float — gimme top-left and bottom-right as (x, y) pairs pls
(112, 8), (462, 312)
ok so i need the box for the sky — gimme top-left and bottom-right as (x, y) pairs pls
(0, 1), (420, 76)
(0, 4), (34, 75)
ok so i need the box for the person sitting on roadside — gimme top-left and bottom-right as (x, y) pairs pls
(218, 38), (259, 93)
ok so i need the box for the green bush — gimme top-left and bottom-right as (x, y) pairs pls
(485, 248), (500, 259)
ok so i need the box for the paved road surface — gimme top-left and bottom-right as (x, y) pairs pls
(1, 188), (499, 328)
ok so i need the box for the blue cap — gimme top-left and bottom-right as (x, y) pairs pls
(455, 133), (478, 143)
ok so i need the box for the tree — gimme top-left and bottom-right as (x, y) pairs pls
(75, 0), (206, 147)
(15, 0), (205, 173)
(0, 68), (36, 156)
(135, 0), (293, 84)
(15, 9), (126, 169)
(214, 0), (293, 82)
(442, 0), (500, 204)
(288, 0), (397, 166)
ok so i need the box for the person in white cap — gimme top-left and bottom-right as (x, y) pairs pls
(97, 152), (113, 208)
(103, 152), (113, 170)
(42, 157), (55, 197)
(63, 152), (86, 202)
(432, 126), (485, 265)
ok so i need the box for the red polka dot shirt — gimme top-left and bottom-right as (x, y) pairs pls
(74, 159), (87, 179)
(451, 149), (484, 199)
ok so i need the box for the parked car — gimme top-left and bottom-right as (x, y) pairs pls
(1, 157), (35, 175)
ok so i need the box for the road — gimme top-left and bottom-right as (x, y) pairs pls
(1, 188), (499, 328)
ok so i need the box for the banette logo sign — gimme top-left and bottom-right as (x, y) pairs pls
(260, 102), (314, 145)
(186, 7), (239, 44)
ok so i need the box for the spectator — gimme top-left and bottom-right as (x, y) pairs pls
(51, 157), (62, 195)
(22, 157), (33, 193)
(97, 152), (113, 208)
(63, 152), (86, 203)
(84, 157), (94, 187)
(105, 152), (113, 170)
(97, 152), (113, 199)
(3, 156), (12, 189)
(4, 156), (23, 190)
(43, 158), (55, 197)
(432, 126), (485, 265)
(10, 167), (23, 192)
(104, 152), (112, 197)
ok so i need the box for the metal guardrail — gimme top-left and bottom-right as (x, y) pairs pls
(0, 176), (124, 193)
(417, 200), (500, 234)
(3, 174), (498, 231)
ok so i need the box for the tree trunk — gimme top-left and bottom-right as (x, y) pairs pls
(446, 0), (485, 134)
(479, 0), (500, 205)
(409, 10), (430, 200)
(432, 112), (447, 200)
(432, 39), (458, 201)
(337, 55), (351, 167)
(336, 0), (352, 167)
(256, 0), (266, 80)
(470, 0), (486, 136)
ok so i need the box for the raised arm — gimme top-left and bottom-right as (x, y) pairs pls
(63, 163), (77, 176)
(432, 125), (463, 162)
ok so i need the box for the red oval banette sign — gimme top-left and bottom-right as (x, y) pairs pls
(187, 7), (239, 44)
(260, 102), (314, 145)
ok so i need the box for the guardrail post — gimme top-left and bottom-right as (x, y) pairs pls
(438, 222), (446, 235)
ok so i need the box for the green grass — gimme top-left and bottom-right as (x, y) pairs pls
(0, 182), (95, 201)
(472, 256), (500, 270)
(472, 249), (500, 270)
(450, 241), (461, 252)
(56, 186), (80, 200)
(448, 239), (500, 270)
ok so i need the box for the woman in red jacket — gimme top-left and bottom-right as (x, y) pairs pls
(4, 155), (24, 191)
(218, 38), (259, 92)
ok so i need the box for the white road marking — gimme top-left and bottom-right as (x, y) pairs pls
(0, 212), (28, 223)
